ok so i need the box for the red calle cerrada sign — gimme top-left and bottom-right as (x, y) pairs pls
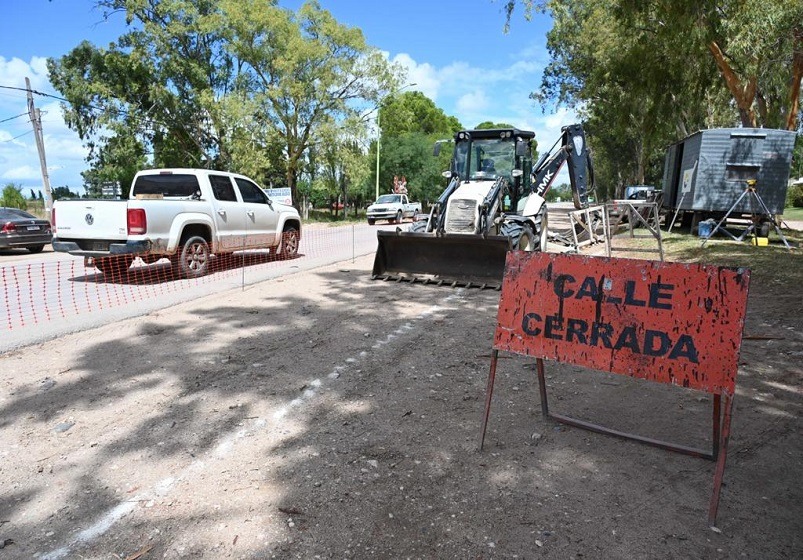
(493, 252), (750, 395)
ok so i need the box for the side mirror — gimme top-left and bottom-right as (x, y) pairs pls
(433, 143), (442, 157)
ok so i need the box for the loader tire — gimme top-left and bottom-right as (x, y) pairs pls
(408, 220), (428, 233)
(500, 221), (536, 251)
(533, 205), (549, 252)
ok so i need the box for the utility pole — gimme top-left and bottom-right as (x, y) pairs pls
(26, 77), (54, 219)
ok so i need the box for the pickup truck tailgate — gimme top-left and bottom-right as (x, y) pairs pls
(54, 200), (130, 240)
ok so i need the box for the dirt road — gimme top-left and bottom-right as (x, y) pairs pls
(0, 252), (801, 559)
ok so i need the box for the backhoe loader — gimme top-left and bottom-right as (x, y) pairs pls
(371, 124), (594, 288)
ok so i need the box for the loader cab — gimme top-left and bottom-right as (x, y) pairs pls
(450, 128), (534, 180)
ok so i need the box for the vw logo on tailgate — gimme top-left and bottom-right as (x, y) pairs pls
(85, 213), (94, 225)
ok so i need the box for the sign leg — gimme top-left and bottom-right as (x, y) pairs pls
(712, 393), (721, 460)
(708, 393), (734, 527)
(479, 349), (499, 451)
(536, 358), (549, 419)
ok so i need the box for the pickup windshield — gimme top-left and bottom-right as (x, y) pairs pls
(132, 174), (200, 197)
(376, 195), (402, 204)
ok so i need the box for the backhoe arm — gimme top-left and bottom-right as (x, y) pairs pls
(532, 124), (593, 209)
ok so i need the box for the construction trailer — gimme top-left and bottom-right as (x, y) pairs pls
(662, 128), (796, 231)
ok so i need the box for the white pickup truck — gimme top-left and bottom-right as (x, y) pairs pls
(366, 193), (422, 225)
(52, 168), (301, 278)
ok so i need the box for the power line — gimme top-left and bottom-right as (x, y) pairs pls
(0, 112), (29, 124)
(1, 129), (33, 142)
(0, 84), (70, 103)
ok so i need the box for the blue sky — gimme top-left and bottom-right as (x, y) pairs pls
(0, 0), (574, 194)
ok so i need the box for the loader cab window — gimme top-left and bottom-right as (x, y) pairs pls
(508, 155), (532, 211)
(465, 138), (515, 181)
(453, 142), (469, 178)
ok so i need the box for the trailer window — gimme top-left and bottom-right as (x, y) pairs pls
(725, 164), (759, 182)
(133, 174), (200, 197)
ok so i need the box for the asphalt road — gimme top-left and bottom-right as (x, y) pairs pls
(0, 222), (400, 353)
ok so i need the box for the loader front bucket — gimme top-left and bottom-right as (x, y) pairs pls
(372, 230), (511, 289)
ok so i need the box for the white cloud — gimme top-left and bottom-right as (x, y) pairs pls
(0, 57), (89, 190)
(0, 56), (48, 90)
(456, 90), (489, 115)
(389, 45), (581, 188)
(386, 41), (562, 133)
(388, 53), (440, 102)
(2, 165), (40, 181)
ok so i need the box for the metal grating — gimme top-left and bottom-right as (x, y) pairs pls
(445, 199), (477, 233)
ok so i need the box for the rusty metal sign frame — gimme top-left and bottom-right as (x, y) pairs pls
(479, 252), (750, 527)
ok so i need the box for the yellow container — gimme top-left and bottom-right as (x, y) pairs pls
(751, 236), (769, 246)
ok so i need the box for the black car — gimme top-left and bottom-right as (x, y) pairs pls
(0, 207), (52, 253)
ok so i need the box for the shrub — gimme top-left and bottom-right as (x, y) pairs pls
(786, 182), (803, 208)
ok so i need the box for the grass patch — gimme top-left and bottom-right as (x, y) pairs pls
(306, 208), (368, 224)
(781, 206), (803, 221)
(610, 224), (803, 296)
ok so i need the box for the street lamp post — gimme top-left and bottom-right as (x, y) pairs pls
(375, 82), (417, 200)
(375, 109), (381, 200)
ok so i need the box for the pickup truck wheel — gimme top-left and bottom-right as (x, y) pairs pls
(177, 236), (210, 278)
(367, 218), (375, 225)
(278, 227), (300, 259)
(394, 210), (403, 224)
(95, 255), (134, 278)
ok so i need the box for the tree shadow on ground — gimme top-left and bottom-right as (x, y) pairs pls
(2, 257), (801, 558)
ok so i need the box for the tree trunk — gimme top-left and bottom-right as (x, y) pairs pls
(286, 162), (302, 212)
(786, 27), (803, 131)
(708, 41), (758, 127)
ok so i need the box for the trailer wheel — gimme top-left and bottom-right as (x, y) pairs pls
(176, 235), (210, 278)
(500, 221), (536, 251)
(758, 221), (771, 238)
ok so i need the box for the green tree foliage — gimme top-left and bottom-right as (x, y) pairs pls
(505, 1), (803, 199)
(1, 184), (27, 209)
(373, 91), (463, 205)
(310, 116), (373, 217)
(48, 0), (399, 207)
(379, 91), (462, 137)
(51, 186), (80, 200)
(473, 121), (515, 130)
(29, 189), (36, 200)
